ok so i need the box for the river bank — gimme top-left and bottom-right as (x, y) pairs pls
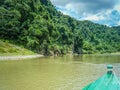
(0, 54), (43, 60)
(1, 52), (120, 61)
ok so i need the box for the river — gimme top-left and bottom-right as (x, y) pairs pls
(0, 54), (120, 90)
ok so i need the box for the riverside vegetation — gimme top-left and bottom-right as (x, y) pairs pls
(0, 39), (35, 55)
(0, 0), (120, 55)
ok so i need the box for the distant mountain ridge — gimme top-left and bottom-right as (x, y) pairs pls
(0, 0), (120, 55)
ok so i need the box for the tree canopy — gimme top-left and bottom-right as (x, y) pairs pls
(0, 0), (120, 55)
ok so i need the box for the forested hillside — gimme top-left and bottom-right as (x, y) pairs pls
(0, 0), (120, 55)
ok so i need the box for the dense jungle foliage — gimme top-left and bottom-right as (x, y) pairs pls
(0, 0), (120, 55)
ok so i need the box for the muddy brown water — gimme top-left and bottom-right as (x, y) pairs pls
(0, 54), (120, 90)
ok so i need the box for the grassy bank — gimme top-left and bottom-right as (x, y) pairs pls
(0, 40), (36, 56)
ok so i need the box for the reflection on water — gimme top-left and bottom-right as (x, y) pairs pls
(74, 54), (120, 64)
(0, 54), (120, 90)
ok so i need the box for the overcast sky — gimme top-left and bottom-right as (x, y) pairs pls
(50, 0), (120, 26)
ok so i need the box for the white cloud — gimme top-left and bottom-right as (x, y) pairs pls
(56, 5), (80, 19)
(81, 14), (105, 21)
(117, 21), (120, 25)
(51, 0), (119, 14)
(50, 0), (120, 26)
(114, 1), (120, 13)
